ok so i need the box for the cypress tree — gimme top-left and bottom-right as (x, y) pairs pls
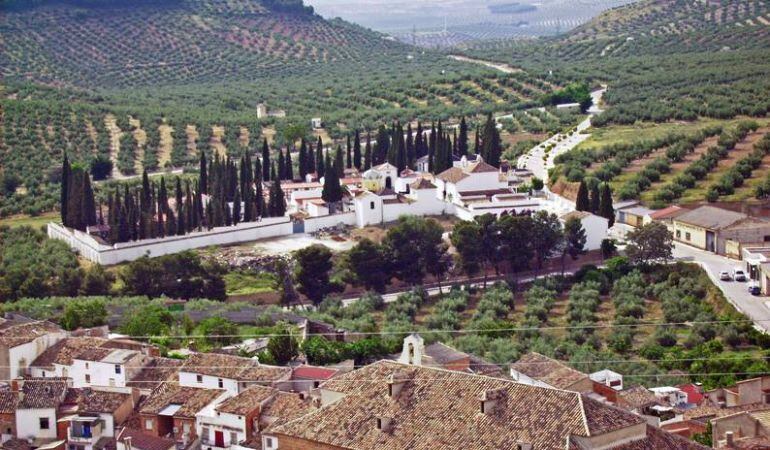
(306, 137), (315, 176)
(322, 158), (343, 206)
(199, 151), (208, 194)
(277, 147), (285, 180)
(480, 113), (502, 167)
(285, 148), (294, 181)
(364, 132), (372, 169)
(334, 146), (344, 177)
(118, 205), (130, 242)
(61, 153), (70, 226)
(299, 138), (308, 180)
(205, 201), (214, 230)
(353, 130), (362, 170)
(81, 170), (97, 228)
(261, 138), (270, 182)
(233, 188), (241, 225)
(589, 183), (601, 213)
(175, 177), (183, 216)
(375, 125), (389, 165)
(598, 183), (615, 226)
(406, 123), (415, 168)
(428, 122), (436, 173)
(458, 117), (469, 156)
(575, 180), (590, 212)
(195, 180), (204, 230)
(185, 181), (194, 230)
(346, 134), (352, 169)
(243, 181), (254, 223)
(473, 124), (480, 154)
(65, 167), (83, 231)
(166, 208), (177, 236)
(316, 138), (325, 178)
(396, 123), (406, 172)
(255, 168), (265, 218)
(176, 203), (186, 236)
(268, 167), (286, 217)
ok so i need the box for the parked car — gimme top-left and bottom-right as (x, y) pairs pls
(748, 282), (762, 296)
(732, 268), (748, 282)
(719, 270), (732, 281)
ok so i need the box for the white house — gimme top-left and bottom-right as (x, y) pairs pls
(70, 348), (147, 388)
(590, 369), (624, 391)
(434, 155), (507, 206)
(15, 378), (70, 443)
(29, 336), (108, 379)
(0, 319), (66, 381)
(64, 387), (137, 450)
(560, 210), (609, 251)
(197, 385), (273, 449)
(649, 386), (689, 407)
(178, 353), (291, 395)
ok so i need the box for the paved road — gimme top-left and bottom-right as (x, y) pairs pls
(448, 55), (522, 74)
(673, 243), (770, 332)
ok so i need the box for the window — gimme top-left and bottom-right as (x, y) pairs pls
(370, 201), (375, 210)
(764, 235), (770, 242)
(685, 232), (691, 241)
(218, 378), (223, 388)
(197, 374), (203, 383)
(264, 437), (274, 449)
(230, 432), (238, 444)
(183, 423), (190, 433)
(39, 418), (50, 430)
(85, 374), (91, 384)
(115, 364), (121, 374)
(145, 419), (153, 430)
(85, 362), (89, 369)
(675, 230), (681, 238)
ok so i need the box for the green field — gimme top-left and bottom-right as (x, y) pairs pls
(0, 212), (58, 230)
(224, 271), (277, 296)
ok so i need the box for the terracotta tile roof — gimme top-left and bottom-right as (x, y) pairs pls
(260, 391), (317, 432)
(180, 353), (290, 382)
(116, 428), (174, 450)
(31, 337), (108, 369)
(67, 388), (132, 414)
(292, 366), (339, 381)
(423, 342), (468, 365)
(611, 425), (709, 450)
(269, 360), (645, 449)
(410, 178), (436, 190)
(1, 439), (32, 450)
(139, 383), (223, 418)
(215, 385), (275, 416)
(649, 205), (687, 220)
(618, 386), (661, 410)
(0, 321), (61, 347)
(436, 167), (468, 184)
(18, 378), (69, 409)
(125, 357), (183, 389)
(510, 352), (588, 390)
(0, 391), (18, 414)
(683, 402), (767, 421)
(467, 160), (498, 173)
(73, 347), (114, 362)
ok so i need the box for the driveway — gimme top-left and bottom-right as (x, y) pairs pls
(673, 243), (770, 332)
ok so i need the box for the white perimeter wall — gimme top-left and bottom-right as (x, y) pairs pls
(303, 212), (357, 233)
(48, 218), (293, 265)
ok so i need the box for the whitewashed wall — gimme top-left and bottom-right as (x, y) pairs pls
(303, 212), (356, 233)
(48, 218), (293, 265)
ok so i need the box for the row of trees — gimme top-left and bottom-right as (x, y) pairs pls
(575, 179), (615, 225)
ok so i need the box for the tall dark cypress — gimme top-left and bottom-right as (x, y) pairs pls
(406, 124), (415, 169)
(199, 151), (208, 194)
(61, 153), (70, 226)
(285, 148), (294, 181)
(353, 130), (362, 170)
(81, 171), (97, 228)
(175, 177), (183, 216)
(364, 132), (372, 169)
(315, 137), (323, 176)
(299, 138), (308, 180)
(233, 188), (241, 225)
(428, 122), (436, 173)
(415, 122), (424, 159)
(480, 113), (501, 167)
(473, 125), (480, 155)
(589, 183), (601, 213)
(255, 164), (265, 218)
(307, 137), (315, 176)
(375, 125), (389, 165)
(277, 148), (285, 181)
(261, 138), (271, 182)
(575, 180), (590, 212)
(346, 134), (352, 169)
(322, 158), (343, 205)
(334, 145), (344, 178)
(458, 117), (469, 156)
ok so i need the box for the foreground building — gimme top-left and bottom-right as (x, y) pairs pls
(264, 360), (706, 449)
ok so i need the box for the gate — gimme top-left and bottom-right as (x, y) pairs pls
(293, 219), (305, 234)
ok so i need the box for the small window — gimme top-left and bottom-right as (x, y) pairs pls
(370, 201), (375, 210)
(313, 381), (320, 388)
(265, 437), (274, 448)
(115, 365), (121, 374)
(685, 232), (691, 241)
(85, 362), (89, 370)
(145, 419), (153, 430)
(764, 235), (770, 243)
(218, 378), (223, 388)
(230, 432), (238, 444)
(85, 374), (91, 384)
(675, 230), (681, 238)
(39, 418), (50, 430)
(197, 374), (203, 383)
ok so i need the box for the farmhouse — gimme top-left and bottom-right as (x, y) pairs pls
(178, 353), (291, 395)
(70, 347), (148, 388)
(0, 319), (66, 382)
(673, 205), (770, 255)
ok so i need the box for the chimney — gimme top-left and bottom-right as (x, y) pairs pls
(479, 388), (506, 415)
(726, 431), (734, 447)
(387, 372), (407, 399)
(375, 416), (393, 433)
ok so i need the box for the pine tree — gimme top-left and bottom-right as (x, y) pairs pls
(598, 183), (615, 226)
(589, 183), (601, 213)
(353, 130), (362, 170)
(364, 132), (372, 169)
(199, 151), (208, 194)
(61, 153), (70, 226)
(298, 138), (308, 180)
(458, 117), (469, 156)
(575, 180), (590, 212)
(261, 138), (271, 182)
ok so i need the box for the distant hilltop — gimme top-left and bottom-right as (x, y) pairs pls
(488, 2), (537, 15)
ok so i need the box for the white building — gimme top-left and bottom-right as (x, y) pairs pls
(0, 319), (66, 381)
(15, 378), (70, 443)
(434, 155), (507, 206)
(178, 353), (291, 395)
(70, 348), (147, 388)
(649, 386), (689, 407)
(560, 210), (609, 251)
(590, 369), (624, 391)
(64, 387), (137, 450)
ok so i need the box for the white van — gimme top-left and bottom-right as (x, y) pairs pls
(732, 267), (747, 282)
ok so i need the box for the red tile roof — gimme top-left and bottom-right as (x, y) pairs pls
(291, 366), (338, 381)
